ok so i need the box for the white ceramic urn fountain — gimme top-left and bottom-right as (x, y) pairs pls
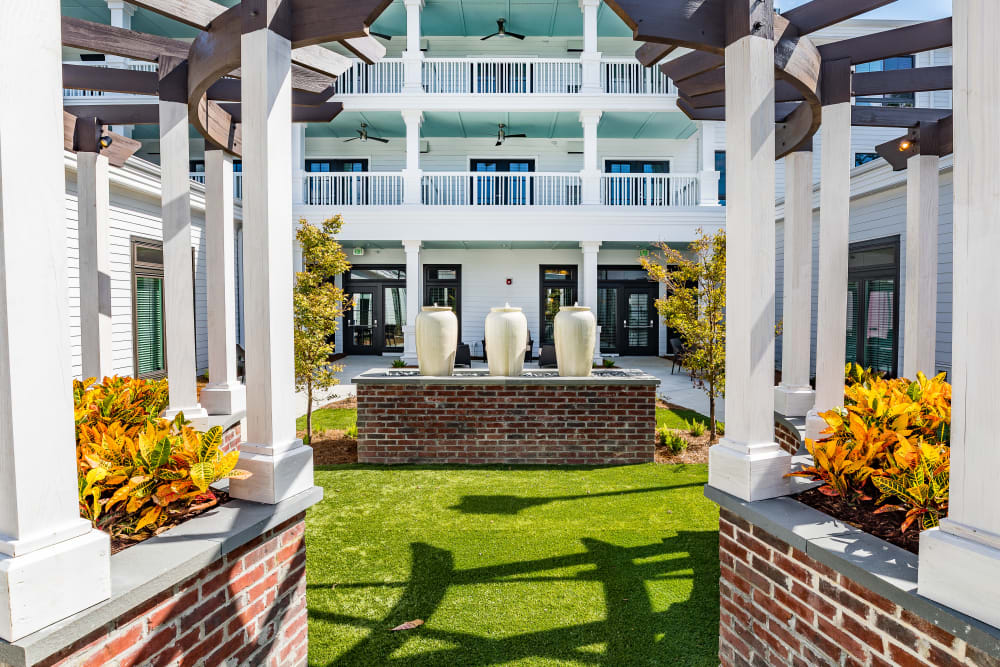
(554, 304), (596, 377)
(485, 304), (528, 376)
(416, 305), (458, 376)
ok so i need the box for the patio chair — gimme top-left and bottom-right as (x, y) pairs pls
(538, 344), (557, 369)
(669, 338), (686, 375)
(455, 343), (472, 368)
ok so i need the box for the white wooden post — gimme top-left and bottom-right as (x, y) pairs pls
(579, 0), (602, 94)
(402, 0), (425, 94)
(0, 0), (111, 641)
(806, 62), (852, 440)
(292, 123), (306, 206)
(699, 121), (721, 206)
(580, 110), (602, 205)
(77, 151), (115, 380)
(902, 153), (939, 378)
(918, 0), (1000, 629)
(708, 3), (792, 501)
(159, 58), (207, 421)
(774, 148), (815, 417)
(200, 150), (246, 416)
(401, 240), (422, 364)
(402, 110), (423, 205)
(229, 2), (314, 504)
(580, 241), (602, 363)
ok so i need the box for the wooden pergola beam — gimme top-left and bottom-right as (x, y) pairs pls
(782, 0), (900, 35)
(63, 112), (142, 167)
(851, 106), (952, 128)
(875, 114), (953, 170)
(64, 104), (161, 125)
(635, 42), (676, 68)
(218, 101), (344, 123)
(62, 64), (160, 96)
(852, 65), (952, 96)
(602, 0), (728, 52)
(660, 50), (723, 83)
(818, 18), (952, 66)
(61, 16), (189, 62)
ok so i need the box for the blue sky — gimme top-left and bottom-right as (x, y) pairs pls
(778, 0), (951, 20)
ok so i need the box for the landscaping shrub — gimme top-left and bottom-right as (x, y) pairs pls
(602, 358), (615, 369)
(686, 419), (707, 438)
(656, 427), (688, 455)
(345, 424), (358, 439)
(75, 377), (250, 540)
(392, 359), (407, 368)
(789, 367), (951, 532)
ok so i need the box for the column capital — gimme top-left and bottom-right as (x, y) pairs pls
(106, 0), (136, 16)
(401, 109), (424, 125)
(580, 240), (602, 254)
(578, 0), (601, 9)
(403, 0), (425, 7)
(402, 239), (423, 252)
(579, 109), (603, 126)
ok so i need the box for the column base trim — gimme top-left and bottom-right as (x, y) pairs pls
(708, 441), (794, 502)
(774, 385), (815, 418)
(162, 405), (209, 421)
(199, 382), (247, 417)
(229, 441), (314, 505)
(919, 526), (1000, 630)
(0, 529), (110, 642)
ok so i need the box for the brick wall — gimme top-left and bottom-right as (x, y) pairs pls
(775, 419), (801, 456)
(357, 382), (656, 465)
(38, 514), (308, 667)
(222, 421), (242, 453)
(718, 509), (996, 667)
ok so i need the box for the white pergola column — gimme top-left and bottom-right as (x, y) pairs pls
(578, 0), (602, 94)
(708, 6), (791, 502)
(0, 0), (111, 641)
(919, 0), (1000, 629)
(292, 123), (306, 205)
(159, 58), (207, 421)
(77, 150), (115, 380)
(902, 153), (939, 378)
(402, 0), (425, 94)
(200, 150), (247, 416)
(580, 110), (603, 205)
(698, 121), (721, 206)
(229, 4), (314, 504)
(401, 240), (422, 364)
(774, 148), (815, 418)
(806, 68), (852, 440)
(402, 110), (423, 205)
(580, 241), (602, 363)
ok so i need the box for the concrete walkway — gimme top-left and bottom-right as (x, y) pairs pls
(296, 355), (725, 422)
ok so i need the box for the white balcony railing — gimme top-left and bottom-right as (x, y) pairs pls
(302, 173), (405, 206)
(331, 59), (405, 95)
(421, 172), (583, 206)
(601, 58), (677, 96)
(189, 173), (244, 200)
(422, 58), (584, 95)
(63, 60), (158, 97)
(600, 173), (700, 207)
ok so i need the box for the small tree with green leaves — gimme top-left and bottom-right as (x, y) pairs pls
(294, 216), (350, 445)
(640, 228), (726, 441)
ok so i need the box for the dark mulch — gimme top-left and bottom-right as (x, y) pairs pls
(655, 431), (713, 464)
(109, 490), (232, 555)
(310, 431), (359, 465)
(795, 486), (921, 554)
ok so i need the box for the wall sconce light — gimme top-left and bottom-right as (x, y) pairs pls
(99, 134), (113, 149)
(898, 139), (913, 152)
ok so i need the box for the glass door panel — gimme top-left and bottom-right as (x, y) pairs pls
(348, 289), (376, 352)
(428, 286), (457, 311)
(846, 281), (860, 364)
(623, 287), (658, 355)
(382, 287), (407, 351)
(598, 287), (618, 353)
(542, 286), (577, 346)
(864, 279), (896, 375)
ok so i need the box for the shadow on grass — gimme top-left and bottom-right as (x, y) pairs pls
(311, 529), (719, 666)
(447, 482), (706, 515)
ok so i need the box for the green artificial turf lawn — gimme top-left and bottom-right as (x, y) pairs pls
(655, 406), (712, 431)
(297, 408), (357, 433)
(306, 464), (720, 666)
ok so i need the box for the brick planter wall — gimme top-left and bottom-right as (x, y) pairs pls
(774, 419), (801, 455)
(222, 421), (242, 453)
(357, 381), (657, 465)
(718, 508), (996, 667)
(37, 514), (308, 667)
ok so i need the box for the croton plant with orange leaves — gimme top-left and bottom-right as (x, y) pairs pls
(75, 377), (250, 540)
(789, 365), (951, 533)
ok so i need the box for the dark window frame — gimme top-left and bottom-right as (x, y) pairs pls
(539, 265), (580, 346)
(131, 237), (168, 380)
(423, 265), (462, 333)
(847, 236), (902, 378)
(305, 159), (370, 173)
(715, 150), (727, 205)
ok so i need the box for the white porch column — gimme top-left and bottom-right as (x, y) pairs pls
(292, 123), (306, 205)
(159, 57), (207, 421)
(580, 110), (603, 205)
(708, 5), (792, 502)
(919, 0), (1000, 629)
(78, 150), (115, 380)
(200, 150), (247, 416)
(402, 0), (425, 94)
(774, 148), (815, 417)
(579, 0), (602, 94)
(402, 110), (423, 205)
(580, 241), (602, 363)
(402, 240), (422, 364)
(0, 0), (110, 641)
(106, 1), (135, 139)
(806, 61), (852, 440)
(698, 121), (721, 206)
(902, 153), (939, 378)
(229, 3), (314, 504)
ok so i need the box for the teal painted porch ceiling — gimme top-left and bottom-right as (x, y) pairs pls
(307, 111), (697, 140)
(61, 0), (630, 39)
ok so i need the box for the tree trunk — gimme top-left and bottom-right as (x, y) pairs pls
(306, 378), (313, 445)
(709, 380), (717, 442)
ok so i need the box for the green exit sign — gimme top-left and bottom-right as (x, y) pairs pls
(353, 247), (365, 256)
(639, 249), (650, 257)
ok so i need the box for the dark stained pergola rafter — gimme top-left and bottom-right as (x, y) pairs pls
(606, 0), (954, 164)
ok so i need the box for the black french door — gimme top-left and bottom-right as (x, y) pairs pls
(598, 285), (659, 356)
(845, 238), (901, 377)
(344, 266), (407, 355)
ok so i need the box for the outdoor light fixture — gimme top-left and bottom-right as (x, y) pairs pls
(898, 139), (912, 152)
(99, 134), (113, 149)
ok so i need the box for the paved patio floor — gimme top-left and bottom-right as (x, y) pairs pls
(296, 355), (725, 422)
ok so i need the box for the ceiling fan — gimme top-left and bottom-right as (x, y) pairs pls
(495, 123), (527, 147)
(482, 18), (525, 41)
(344, 123), (389, 144)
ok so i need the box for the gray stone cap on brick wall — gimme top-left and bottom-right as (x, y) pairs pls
(354, 368), (661, 387)
(0, 486), (324, 667)
(706, 484), (1000, 660)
